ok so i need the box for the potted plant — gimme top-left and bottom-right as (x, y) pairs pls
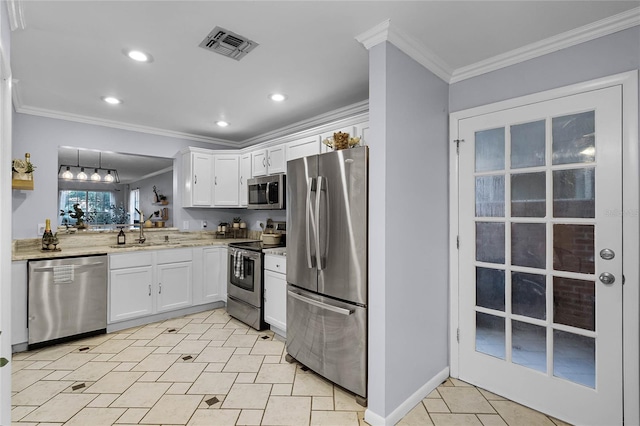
(232, 217), (241, 228)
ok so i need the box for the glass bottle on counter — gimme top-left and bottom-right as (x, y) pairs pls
(42, 219), (53, 250)
(117, 227), (126, 245)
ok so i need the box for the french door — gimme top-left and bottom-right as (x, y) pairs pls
(456, 86), (622, 425)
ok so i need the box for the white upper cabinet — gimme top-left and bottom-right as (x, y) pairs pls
(213, 155), (240, 206)
(182, 148), (214, 207)
(286, 135), (320, 162)
(239, 153), (252, 207)
(319, 122), (369, 154)
(252, 144), (286, 177)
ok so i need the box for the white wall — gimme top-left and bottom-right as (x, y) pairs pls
(367, 41), (449, 422)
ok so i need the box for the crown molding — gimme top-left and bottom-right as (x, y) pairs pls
(357, 8), (640, 85)
(238, 100), (369, 148)
(450, 7), (640, 83)
(356, 19), (453, 83)
(6, 0), (26, 31)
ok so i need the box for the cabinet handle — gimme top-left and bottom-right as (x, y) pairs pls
(148, 284), (151, 296)
(268, 157), (271, 166)
(159, 283), (162, 294)
(194, 174), (197, 184)
(240, 176), (243, 184)
(215, 176), (217, 185)
(263, 157), (266, 167)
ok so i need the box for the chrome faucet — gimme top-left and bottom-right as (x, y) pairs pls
(135, 209), (146, 244)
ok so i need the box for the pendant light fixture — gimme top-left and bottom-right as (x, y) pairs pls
(58, 149), (120, 183)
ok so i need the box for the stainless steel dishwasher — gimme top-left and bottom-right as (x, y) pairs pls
(28, 255), (108, 348)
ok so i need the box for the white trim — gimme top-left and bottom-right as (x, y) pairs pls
(448, 130), (460, 378)
(448, 70), (639, 425)
(621, 70), (639, 426)
(355, 20), (453, 83)
(364, 367), (449, 426)
(356, 8), (639, 85)
(6, 0), (25, 31)
(451, 7), (640, 83)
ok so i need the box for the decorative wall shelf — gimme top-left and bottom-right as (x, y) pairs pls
(12, 177), (33, 190)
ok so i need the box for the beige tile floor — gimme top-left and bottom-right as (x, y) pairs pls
(10, 308), (571, 426)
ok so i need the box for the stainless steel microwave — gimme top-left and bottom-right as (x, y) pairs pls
(247, 174), (286, 210)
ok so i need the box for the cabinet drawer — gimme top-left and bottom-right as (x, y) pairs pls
(264, 255), (286, 273)
(156, 248), (193, 264)
(110, 252), (153, 269)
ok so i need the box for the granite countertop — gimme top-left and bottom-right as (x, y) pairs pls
(12, 228), (260, 261)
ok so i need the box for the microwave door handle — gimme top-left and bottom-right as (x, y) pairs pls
(315, 176), (327, 270)
(266, 181), (271, 204)
(306, 177), (316, 269)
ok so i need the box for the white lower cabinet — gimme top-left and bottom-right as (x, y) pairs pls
(110, 266), (154, 322)
(109, 248), (193, 323)
(198, 246), (228, 304)
(264, 254), (287, 336)
(157, 262), (192, 312)
(12, 260), (28, 345)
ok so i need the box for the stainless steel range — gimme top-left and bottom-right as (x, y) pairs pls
(227, 235), (285, 330)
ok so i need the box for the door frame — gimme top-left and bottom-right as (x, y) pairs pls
(448, 70), (639, 424)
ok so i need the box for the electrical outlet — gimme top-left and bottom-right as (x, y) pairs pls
(201, 220), (207, 229)
(37, 223), (45, 236)
(183, 221), (189, 230)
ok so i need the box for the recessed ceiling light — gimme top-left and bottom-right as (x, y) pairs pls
(102, 96), (122, 105)
(269, 93), (287, 102)
(216, 120), (229, 127)
(125, 49), (153, 63)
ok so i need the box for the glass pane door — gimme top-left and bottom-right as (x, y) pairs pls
(457, 86), (622, 425)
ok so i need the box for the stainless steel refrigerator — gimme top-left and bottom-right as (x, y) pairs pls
(286, 146), (368, 403)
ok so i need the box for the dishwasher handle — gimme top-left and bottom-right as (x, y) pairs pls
(31, 261), (105, 273)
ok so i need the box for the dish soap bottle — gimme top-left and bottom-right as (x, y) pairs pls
(117, 227), (126, 245)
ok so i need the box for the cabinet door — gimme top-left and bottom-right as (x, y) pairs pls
(355, 121), (369, 146)
(192, 152), (213, 206)
(267, 145), (286, 174)
(219, 247), (228, 302)
(252, 150), (268, 177)
(286, 136), (320, 162)
(239, 153), (252, 207)
(110, 266), (154, 322)
(12, 261), (28, 344)
(157, 262), (192, 312)
(213, 155), (240, 206)
(202, 247), (222, 302)
(264, 270), (287, 333)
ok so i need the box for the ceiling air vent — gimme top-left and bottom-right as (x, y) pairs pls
(198, 26), (258, 61)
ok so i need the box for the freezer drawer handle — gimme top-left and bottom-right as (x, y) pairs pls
(288, 290), (353, 316)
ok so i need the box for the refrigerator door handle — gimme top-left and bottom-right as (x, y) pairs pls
(315, 176), (328, 270)
(306, 177), (316, 269)
(288, 290), (353, 316)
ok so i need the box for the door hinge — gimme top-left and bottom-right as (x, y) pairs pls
(456, 236), (459, 249)
(453, 139), (464, 154)
(456, 328), (460, 343)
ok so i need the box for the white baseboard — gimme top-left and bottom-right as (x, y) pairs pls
(365, 367), (450, 426)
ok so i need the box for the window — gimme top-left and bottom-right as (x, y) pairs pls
(130, 188), (140, 223)
(59, 190), (116, 225)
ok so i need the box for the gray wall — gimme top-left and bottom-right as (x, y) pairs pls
(11, 113), (231, 239)
(368, 41), (449, 418)
(450, 27), (640, 112)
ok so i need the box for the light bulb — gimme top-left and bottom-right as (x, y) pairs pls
(269, 93), (287, 102)
(77, 167), (88, 180)
(104, 170), (115, 183)
(216, 120), (229, 127)
(91, 169), (101, 181)
(61, 166), (73, 180)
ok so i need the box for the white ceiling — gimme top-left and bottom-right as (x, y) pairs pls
(11, 1), (639, 147)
